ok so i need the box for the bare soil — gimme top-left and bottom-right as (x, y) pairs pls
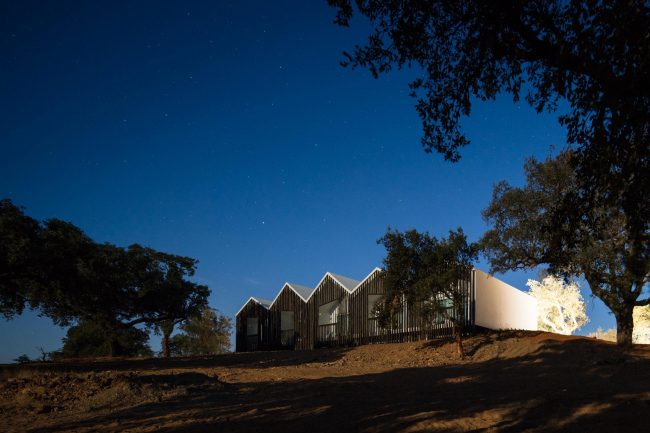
(2, 330), (650, 432)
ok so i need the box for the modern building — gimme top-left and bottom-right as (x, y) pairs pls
(235, 267), (537, 352)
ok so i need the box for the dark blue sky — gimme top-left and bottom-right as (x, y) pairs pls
(0, 1), (615, 362)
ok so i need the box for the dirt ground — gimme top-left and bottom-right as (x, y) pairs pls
(2, 330), (650, 432)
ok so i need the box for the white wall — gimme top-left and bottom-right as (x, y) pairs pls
(475, 269), (538, 331)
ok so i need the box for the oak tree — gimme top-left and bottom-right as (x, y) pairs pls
(632, 306), (650, 344)
(328, 0), (650, 254)
(589, 306), (650, 344)
(0, 199), (211, 356)
(526, 276), (588, 335)
(480, 153), (650, 346)
(377, 227), (477, 358)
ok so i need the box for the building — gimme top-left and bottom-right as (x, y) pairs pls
(235, 297), (272, 352)
(235, 267), (537, 352)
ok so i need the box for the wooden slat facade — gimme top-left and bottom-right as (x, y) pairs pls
(235, 298), (270, 352)
(268, 284), (310, 350)
(349, 268), (391, 346)
(302, 274), (353, 350)
(235, 269), (477, 352)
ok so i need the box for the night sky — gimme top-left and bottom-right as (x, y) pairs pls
(0, 1), (616, 363)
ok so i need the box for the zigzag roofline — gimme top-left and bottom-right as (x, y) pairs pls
(305, 267), (382, 302)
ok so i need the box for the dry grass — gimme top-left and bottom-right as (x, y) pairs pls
(0, 367), (44, 382)
(0, 364), (75, 382)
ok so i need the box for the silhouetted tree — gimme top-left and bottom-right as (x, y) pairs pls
(0, 199), (211, 356)
(328, 1), (650, 254)
(1, 199), (53, 318)
(377, 227), (477, 359)
(480, 152), (650, 346)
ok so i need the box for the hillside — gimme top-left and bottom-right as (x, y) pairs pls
(2, 330), (650, 432)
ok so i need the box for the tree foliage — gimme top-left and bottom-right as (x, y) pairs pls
(588, 327), (618, 342)
(0, 199), (210, 356)
(328, 1), (650, 236)
(54, 320), (153, 359)
(168, 307), (232, 356)
(1, 199), (49, 318)
(480, 153), (650, 346)
(589, 306), (650, 344)
(377, 227), (477, 358)
(526, 276), (588, 335)
(633, 305), (650, 344)
(12, 354), (32, 364)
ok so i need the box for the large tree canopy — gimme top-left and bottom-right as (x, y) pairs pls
(328, 0), (650, 234)
(480, 153), (650, 346)
(0, 199), (211, 356)
(377, 227), (477, 358)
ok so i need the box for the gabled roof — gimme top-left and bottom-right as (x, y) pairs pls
(329, 273), (361, 292)
(286, 283), (314, 302)
(306, 272), (361, 302)
(252, 297), (273, 309)
(240, 268), (384, 312)
(351, 267), (384, 292)
(236, 296), (273, 317)
(269, 282), (314, 308)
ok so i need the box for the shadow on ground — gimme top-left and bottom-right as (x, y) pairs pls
(18, 334), (650, 433)
(1, 347), (354, 375)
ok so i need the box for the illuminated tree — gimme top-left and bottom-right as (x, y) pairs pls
(526, 276), (588, 335)
(633, 306), (650, 344)
(589, 306), (650, 344)
(589, 327), (617, 342)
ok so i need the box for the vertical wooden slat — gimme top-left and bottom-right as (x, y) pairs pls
(240, 267), (477, 352)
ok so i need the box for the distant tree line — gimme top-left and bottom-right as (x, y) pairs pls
(1, 199), (231, 359)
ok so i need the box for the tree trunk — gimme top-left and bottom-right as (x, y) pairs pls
(163, 331), (171, 358)
(455, 326), (464, 360)
(615, 306), (635, 347)
(107, 333), (124, 357)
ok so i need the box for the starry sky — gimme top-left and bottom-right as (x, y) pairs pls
(0, 1), (617, 363)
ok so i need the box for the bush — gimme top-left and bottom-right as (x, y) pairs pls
(58, 321), (153, 358)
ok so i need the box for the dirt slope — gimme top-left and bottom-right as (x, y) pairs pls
(2, 330), (650, 432)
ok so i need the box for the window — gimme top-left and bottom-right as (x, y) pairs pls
(318, 300), (339, 325)
(281, 311), (294, 331)
(368, 294), (384, 318)
(246, 317), (258, 336)
(436, 298), (454, 324)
